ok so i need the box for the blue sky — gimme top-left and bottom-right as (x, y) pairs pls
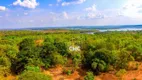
(0, 0), (142, 29)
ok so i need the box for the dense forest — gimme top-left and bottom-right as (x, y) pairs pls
(0, 30), (142, 80)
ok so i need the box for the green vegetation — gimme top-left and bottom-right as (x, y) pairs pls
(18, 71), (52, 80)
(1, 30), (142, 79)
(63, 70), (73, 75)
(84, 71), (95, 80)
(116, 69), (127, 77)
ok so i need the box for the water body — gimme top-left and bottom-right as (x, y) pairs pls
(9, 25), (142, 32)
(99, 28), (142, 32)
(62, 25), (142, 32)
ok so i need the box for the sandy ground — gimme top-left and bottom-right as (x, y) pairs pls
(4, 62), (142, 80)
(43, 62), (142, 80)
(122, 63), (142, 80)
(96, 63), (142, 80)
(43, 65), (84, 80)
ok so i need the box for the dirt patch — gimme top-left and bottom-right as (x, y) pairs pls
(0, 75), (17, 80)
(96, 73), (118, 80)
(43, 62), (142, 80)
(122, 63), (142, 80)
(122, 71), (142, 80)
(35, 39), (44, 46)
(43, 65), (86, 80)
(43, 65), (64, 80)
(6, 75), (16, 80)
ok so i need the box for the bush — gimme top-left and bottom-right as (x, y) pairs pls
(71, 53), (82, 68)
(63, 69), (73, 75)
(24, 66), (40, 72)
(84, 71), (94, 80)
(116, 69), (126, 77)
(51, 53), (67, 65)
(19, 38), (35, 50)
(0, 66), (10, 77)
(18, 71), (52, 80)
(91, 58), (107, 72)
(0, 56), (11, 67)
(54, 40), (69, 56)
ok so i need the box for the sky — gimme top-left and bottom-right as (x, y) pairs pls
(0, 0), (142, 29)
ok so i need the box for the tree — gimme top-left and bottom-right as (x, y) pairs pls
(84, 71), (94, 80)
(83, 49), (112, 73)
(93, 49), (111, 64)
(115, 49), (134, 69)
(12, 38), (43, 74)
(40, 42), (56, 69)
(51, 53), (67, 65)
(41, 42), (56, 56)
(54, 40), (69, 56)
(0, 56), (11, 67)
(91, 58), (106, 72)
(0, 56), (11, 77)
(71, 53), (82, 68)
(19, 38), (35, 50)
(83, 50), (95, 68)
(126, 44), (142, 61)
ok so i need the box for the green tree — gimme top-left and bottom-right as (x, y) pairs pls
(12, 38), (43, 74)
(84, 71), (94, 80)
(71, 53), (82, 68)
(40, 42), (56, 69)
(54, 40), (69, 56)
(0, 56), (11, 67)
(51, 53), (67, 65)
(19, 38), (35, 50)
(91, 58), (106, 72)
(115, 49), (134, 69)
(83, 50), (95, 68)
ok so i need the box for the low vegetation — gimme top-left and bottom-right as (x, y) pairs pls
(0, 30), (142, 79)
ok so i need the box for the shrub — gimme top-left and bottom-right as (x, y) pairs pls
(66, 70), (72, 75)
(63, 69), (73, 75)
(18, 71), (52, 80)
(71, 53), (82, 68)
(84, 71), (94, 80)
(51, 53), (67, 65)
(0, 56), (11, 67)
(24, 66), (40, 72)
(0, 66), (10, 77)
(116, 69), (126, 77)
(132, 78), (137, 80)
(54, 40), (69, 56)
(91, 59), (107, 72)
(19, 38), (35, 50)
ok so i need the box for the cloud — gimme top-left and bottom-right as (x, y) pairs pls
(62, 0), (86, 6)
(57, 0), (62, 3)
(13, 0), (39, 9)
(78, 13), (105, 20)
(87, 13), (97, 19)
(84, 4), (124, 19)
(121, 0), (142, 18)
(48, 4), (53, 7)
(49, 11), (69, 21)
(24, 12), (28, 15)
(84, 4), (104, 19)
(0, 6), (6, 11)
(62, 12), (69, 19)
(85, 4), (97, 12)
